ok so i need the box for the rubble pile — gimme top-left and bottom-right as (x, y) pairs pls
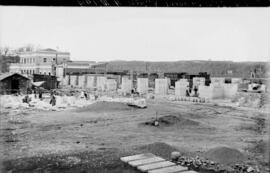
(0, 94), (96, 111)
(231, 92), (262, 108)
(171, 154), (259, 173)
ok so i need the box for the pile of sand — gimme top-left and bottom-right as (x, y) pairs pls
(203, 146), (245, 165)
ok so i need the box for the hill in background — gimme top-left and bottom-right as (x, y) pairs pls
(107, 60), (268, 78)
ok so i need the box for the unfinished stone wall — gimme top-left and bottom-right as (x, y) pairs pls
(70, 75), (78, 87)
(192, 77), (205, 87)
(223, 83), (238, 98)
(231, 78), (242, 84)
(198, 84), (223, 99)
(137, 78), (148, 94)
(121, 77), (132, 93)
(210, 84), (224, 99)
(96, 76), (107, 91)
(106, 79), (117, 91)
(78, 75), (86, 88)
(211, 77), (225, 84)
(86, 75), (95, 89)
(155, 78), (169, 95)
(175, 80), (189, 96)
(62, 75), (70, 86)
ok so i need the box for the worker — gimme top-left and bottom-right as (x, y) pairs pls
(33, 88), (37, 98)
(22, 94), (31, 104)
(50, 93), (56, 106)
(84, 91), (88, 100)
(186, 85), (190, 97)
(194, 86), (198, 97)
(38, 88), (43, 100)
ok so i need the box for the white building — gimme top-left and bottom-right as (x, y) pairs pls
(9, 48), (70, 76)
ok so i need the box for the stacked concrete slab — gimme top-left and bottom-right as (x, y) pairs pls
(192, 77), (205, 87)
(62, 75), (70, 86)
(70, 75), (78, 87)
(175, 79), (189, 96)
(155, 78), (169, 95)
(86, 75), (95, 89)
(121, 77), (132, 93)
(211, 77), (225, 84)
(106, 79), (117, 91)
(137, 78), (149, 94)
(78, 75), (86, 88)
(231, 78), (242, 84)
(96, 76), (107, 91)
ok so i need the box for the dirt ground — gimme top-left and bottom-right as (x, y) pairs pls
(0, 99), (269, 173)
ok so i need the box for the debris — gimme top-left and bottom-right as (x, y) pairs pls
(247, 166), (255, 172)
(171, 151), (181, 161)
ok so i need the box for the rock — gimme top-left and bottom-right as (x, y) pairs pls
(171, 151), (181, 160)
(247, 166), (255, 172)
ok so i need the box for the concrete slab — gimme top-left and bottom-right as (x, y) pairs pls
(120, 153), (155, 163)
(138, 161), (175, 172)
(129, 157), (165, 167)
(148, 165), (188, 173)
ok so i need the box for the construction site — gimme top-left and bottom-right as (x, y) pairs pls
(0, 64), (269, 173)
(0, 6), (270, 173)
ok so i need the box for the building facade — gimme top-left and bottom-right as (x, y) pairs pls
(9, 48), (70, 76)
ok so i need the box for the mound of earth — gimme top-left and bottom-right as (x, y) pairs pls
(76, 102), (133, 113)
(136, 142), (178, 159)
(203, 147), (246, 165)
(3, 148), (138, 173)
(144, 115), (199, 127)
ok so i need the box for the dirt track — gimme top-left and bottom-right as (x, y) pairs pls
(0, 100), (269, 172)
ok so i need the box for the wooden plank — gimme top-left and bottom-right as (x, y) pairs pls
(148, 165), (188, 173)
(138, 161), (175, 172)
(128, 157), (165, 167)
(182, 171), (198, 173)
(120, 153), (155, 163)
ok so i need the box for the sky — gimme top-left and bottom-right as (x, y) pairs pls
(0, 7), (269, 62)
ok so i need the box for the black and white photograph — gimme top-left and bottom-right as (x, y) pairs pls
(0, 2), (269, 173)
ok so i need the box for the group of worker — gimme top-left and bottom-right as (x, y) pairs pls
(23, 87), (56, 106)
(186, 85), (199, 97)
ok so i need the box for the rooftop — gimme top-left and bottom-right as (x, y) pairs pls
(0, 73), (30, 81)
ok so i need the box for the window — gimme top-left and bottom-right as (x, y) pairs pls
(24, 59), (26, 64)
(43, 58), (47, 63)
